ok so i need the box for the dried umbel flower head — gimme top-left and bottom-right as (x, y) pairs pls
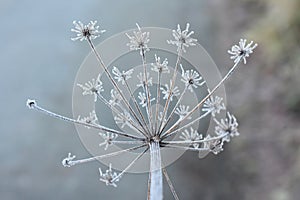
(27, 20), (257, 200)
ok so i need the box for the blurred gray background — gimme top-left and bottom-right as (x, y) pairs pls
(1, 0), (300, 199)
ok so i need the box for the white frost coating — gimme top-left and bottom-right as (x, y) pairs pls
(149, 142), (163, 200)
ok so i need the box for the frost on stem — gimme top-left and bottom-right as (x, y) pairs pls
(99, 164), (121, 187)
(126, 23), (150, 56)
(71, 20), (106, 41)
(77, 74), (104, 102)
(167, 23), (197, 52)
(228, 39), (258, 64)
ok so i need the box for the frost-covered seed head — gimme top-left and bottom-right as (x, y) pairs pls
(114, 111), (132, 129)
(203, 135), (224, 155)
(228, 39), (257, 64)
(202, 95), (226, 117)
(214, 112), (239, 142)
(71, 20), (106, 41)
(109, 89), (122, 106)
(99, 132), (118, 150)
(99, 164), (121, 187)
(62, 153), (76, 167)
(167, 23), (197, 53)
(180, 127), (203, 148)
(126, 23), (150, 56)
(26, 99), (36, 109)
(137, 72), (153, 88)
(160, 81), (180, 101)
(77, 110), (98, 127)
(112, 67), (134, 85)
(77, 74), (103, 102)
(181, 65), (205, 92)
(175, 105), (192, 120)
(151, 54), (169, 74)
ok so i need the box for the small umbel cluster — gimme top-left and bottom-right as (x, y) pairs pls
(27, 20), (257, 200)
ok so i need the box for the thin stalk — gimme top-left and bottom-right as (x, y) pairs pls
(123, 79), (151, 136)
(162, 145), (209, 152)
(163, 168), (179, 200)
(159, 86), (188, 135)
(149, 142), (163, 200)
(96, 93), (145, 136)
(163, 60), (241, 137)
(67, 144), (147, 166)
(141, 50), (154, 134)
(87, 38), (150, 136)
(158, 46), (182, 135)
(162, 132), (230, 145)
(154, 72), (162, 134)
(161, 111), (210, 140)
(112, 147), (148, 182)
(31, 103), (143, 140)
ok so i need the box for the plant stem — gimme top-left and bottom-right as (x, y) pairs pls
(149, 142), (163, 200)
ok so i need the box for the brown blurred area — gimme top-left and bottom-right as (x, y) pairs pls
(178, 1), (300, 200)
(1, 0), (299, 200)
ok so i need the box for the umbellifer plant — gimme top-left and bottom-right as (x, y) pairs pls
(27, 20), (257, 200)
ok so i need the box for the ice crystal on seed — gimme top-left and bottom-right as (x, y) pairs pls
(160, 81), (180, 101)
(99, 164), (121, 187)
(112, 67), (134, 85)
(202, 95), (226, 117)
(99, 132), (118, 150)
(126, 23), (150, 56)
(167, 23), (197, 52)
(77, 75), (103, 102)
(228, 39), (257, 64)
(181, 65), (205, 92)
(71, 21), (106, 41)
(62, 153), (76, 167)
(180, 127), (203, 148)
(175, 105), (192, 120)
(151, 54), (169, 74)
